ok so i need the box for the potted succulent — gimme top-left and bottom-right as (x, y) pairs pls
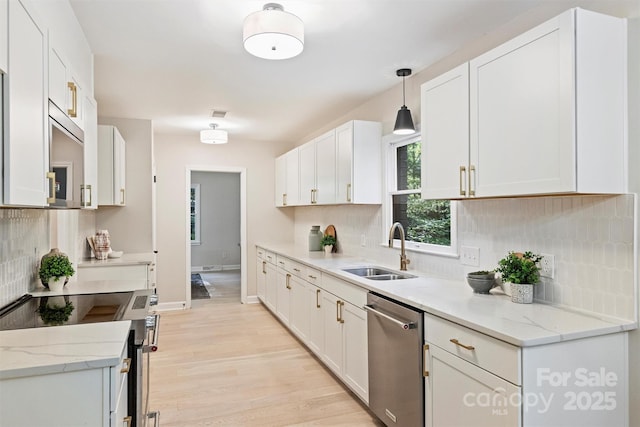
(38, 297), (74, 326)
(466, 270), (497, 294)
(320, 234), (336, 254)
(39, 249), (75, 292)
(495, 251), (542, 303)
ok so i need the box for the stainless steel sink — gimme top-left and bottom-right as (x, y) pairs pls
(342, 267), (416, 281)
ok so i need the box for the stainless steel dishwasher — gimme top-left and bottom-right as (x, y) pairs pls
(365, 292), (424, 427)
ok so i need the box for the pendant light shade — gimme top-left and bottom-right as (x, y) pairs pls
(393, 68), (416, 135)
(243, 3), (304, 60)
(200, 124), (228, 144)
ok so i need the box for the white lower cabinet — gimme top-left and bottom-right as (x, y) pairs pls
(256, 257), (266, 302)
(289, 274), (310, 341)
(425, 313), (628, 427)
(264, 260), (277, 312)
(78, 263), (151, 285)
(0, 343), (130, 427)
(275, 269), (291, 325)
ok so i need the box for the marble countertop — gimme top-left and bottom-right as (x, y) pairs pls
(29, 279), (148, 297)
(78, 252), (154, 268)
(0, 321), (131, 380)
(258, 244), (637, 347)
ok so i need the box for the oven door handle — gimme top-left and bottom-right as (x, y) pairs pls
(364, 305), (416, 330)
(144, 314), (160, 353)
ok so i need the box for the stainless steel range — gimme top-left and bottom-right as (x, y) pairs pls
(0, 289), (160, 427)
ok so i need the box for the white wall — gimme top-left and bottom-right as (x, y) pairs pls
(154, 134), (293, 305)
(96, 117), (154, 254)
(191, 171), (241, 269)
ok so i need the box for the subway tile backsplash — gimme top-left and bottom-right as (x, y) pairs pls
(0, 209), (49, 307)
(294, 194), (636, 321)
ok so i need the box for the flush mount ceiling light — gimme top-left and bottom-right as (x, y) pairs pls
(393, 68), (416, 135)
(200, 123), (228, 144)
(243, 3), (304, 60)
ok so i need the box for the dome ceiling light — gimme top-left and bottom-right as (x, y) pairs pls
(200, 123), (228, 144)
(243, 3), (304, 60)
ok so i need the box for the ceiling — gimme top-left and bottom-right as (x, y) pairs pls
(67, 0), (624, 144)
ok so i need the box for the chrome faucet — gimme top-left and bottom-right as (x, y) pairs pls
(388, 222), (410, 271)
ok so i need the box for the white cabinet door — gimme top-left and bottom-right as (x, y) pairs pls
(274, 154), (286, 207)
(256, 258), (266, 302)
(82, 96), (98, 208)
(264, 261), (277, 312)
(284, 148), (299, 206)
(421, 64), (470, 199)
(336, 120), (382, 204)
(306, 284), (323, 355)
(289, 275), (309, 341)
(275, 269), (291, 325)
(298, 141), (315, 204)
(4, 0), (48, 206)
(342, 300), (368, 403)
(98, 125), (126, 206)
(321, 291), (343, 377)
(314, 129), (336, 205)
(48, 44), (83, 130)
(426, 344), (520, 427)
(0, 0), (7, 73)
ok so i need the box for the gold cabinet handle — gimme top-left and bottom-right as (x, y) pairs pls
(262, 261), (266, 274)
(286, 273), (291, 289)
(293, 268), (301, 273)
(283, 193), (287, 206)
(316, 289), (321, 308)
(123, 415), (132, 427)
(120, 188), (125, 205)
(423, 344), (430, 377)
(47, 171), (56, 203)
(450, 338), (475, 351)
(459, 166), (466, 196)
(469, 165), (476, 196)
(336, 300), (341, 322)
(307, 274), (317, 280)
(121, 357), (132, 374)
(67, 82), (77, 117)
(346, 183), (352, 202)
(80, 184), (93, 207)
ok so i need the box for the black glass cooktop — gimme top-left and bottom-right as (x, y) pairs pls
(0, 292), (134, 331)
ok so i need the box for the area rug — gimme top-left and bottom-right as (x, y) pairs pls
(191, 273), (210, 299)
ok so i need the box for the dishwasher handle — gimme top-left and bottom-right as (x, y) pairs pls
(364, 304), (416, 330)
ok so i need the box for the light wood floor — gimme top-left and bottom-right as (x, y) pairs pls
(198, 270), (241, 304)
(149, 299), (384, 426)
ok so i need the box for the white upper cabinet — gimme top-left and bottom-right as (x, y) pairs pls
(299, 129), (337, 205)
(275, 147), (299, 207)
(0, 0), (7, 73)
(98, 125), (126, 206)
(421, 64), (470, 199)
(336, 120), (382, 204)
(422, 8), (627, 200)
(4, 0), (48, 206)
(82, 96), (98, 208)
(48, 43), (84, 129)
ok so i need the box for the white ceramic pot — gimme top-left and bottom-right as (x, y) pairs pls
(324, 245), (333, 254)
(510, 283), (533, 304)
(48, 277), (66, 293)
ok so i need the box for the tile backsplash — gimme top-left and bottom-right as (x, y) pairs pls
(0, 209), (49, 307)
(294, 194), (636, 321)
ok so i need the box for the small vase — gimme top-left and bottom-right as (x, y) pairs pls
(510, 283), (533, 304)
(94, 230), (111, 260)
(48, 277), (66, 293)
(324, 245), (333, 254)
(308, 226), (323, 252)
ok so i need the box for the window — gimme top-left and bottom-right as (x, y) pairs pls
(190, 184), (201, 245)
(386, 134), (456, 254)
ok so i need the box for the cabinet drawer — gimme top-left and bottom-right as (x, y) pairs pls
(304, 266), (322, 286)
(425, 313), (521, 385)
(256, 247), (266, 259)
(322, 274), (367, 308)
(263, 251), (276, 265)
(78, 264), (149, 283)
(276, 255), (305, 278)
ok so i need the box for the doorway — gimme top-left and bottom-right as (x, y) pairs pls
(186, 166), (247, 307)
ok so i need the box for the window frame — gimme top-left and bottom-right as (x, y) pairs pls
(190, 183), (201, 245)
(382, 130), (458, 257)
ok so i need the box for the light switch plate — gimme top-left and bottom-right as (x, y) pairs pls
(460, 246), (480, 267)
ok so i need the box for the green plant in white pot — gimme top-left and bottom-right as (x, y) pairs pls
(39, 249), (75, 292)
(320, 234), (336, 254)
(495, 251), (542, 304)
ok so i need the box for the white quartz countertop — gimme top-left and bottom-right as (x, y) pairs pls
(29, 279), (148, 297)
(258, 244), (637, 347)
(0, 321), (131, 380)
(78, 252), (154, 267)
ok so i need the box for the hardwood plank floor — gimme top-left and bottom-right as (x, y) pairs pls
(149, 300), (384, 426)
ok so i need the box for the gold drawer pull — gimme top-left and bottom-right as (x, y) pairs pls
(123, 415), (132, 427)
(316, 289), (321, 308)
(450, 338), (475, 351)
(121, 358), (132, 373)
(308, 275), (317, 280)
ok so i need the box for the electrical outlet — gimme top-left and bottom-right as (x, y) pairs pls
(460, 246), (480, 267)
(540, 254), (555, 279)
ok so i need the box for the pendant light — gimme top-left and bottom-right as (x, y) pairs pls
(393, 68), (416, 135)
(243, 3), (304, 60)
(200, 124), (228, 144)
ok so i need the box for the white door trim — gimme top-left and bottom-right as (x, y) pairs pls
(185, 165), (248, 307)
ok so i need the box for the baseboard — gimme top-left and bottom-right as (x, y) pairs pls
(245, 295), (260, 304)
(154, 301), (187, 311)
